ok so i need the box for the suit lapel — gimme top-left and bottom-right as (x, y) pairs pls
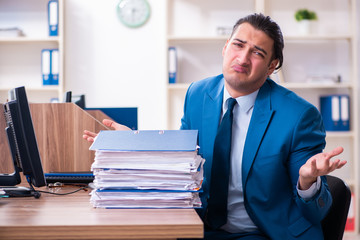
(202, 78), (224, 177)
(242, 81), (274, 186)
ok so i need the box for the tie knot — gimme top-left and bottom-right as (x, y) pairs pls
(227, 98), (237, 112)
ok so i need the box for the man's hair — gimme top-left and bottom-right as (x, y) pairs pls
(231, 13), (284, 70)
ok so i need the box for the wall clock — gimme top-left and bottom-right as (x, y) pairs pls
(117, 0), (151, 28)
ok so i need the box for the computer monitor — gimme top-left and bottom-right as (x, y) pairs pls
(64, 91), (86, 109)
(0, 86), (46, 198)
(64, 90), (72, 103)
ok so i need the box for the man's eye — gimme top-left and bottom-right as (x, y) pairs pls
(254, 51), (264, 58)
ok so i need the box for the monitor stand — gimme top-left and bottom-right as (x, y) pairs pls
(0, 171), (41, 198)
(0, 185), (41, 198)
(0, 126), (41, 199)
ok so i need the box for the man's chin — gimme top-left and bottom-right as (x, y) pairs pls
(224, 74), (247, 85)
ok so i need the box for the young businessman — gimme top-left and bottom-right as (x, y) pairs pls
(84, 13), (346, 239)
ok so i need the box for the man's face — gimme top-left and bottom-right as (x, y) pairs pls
(222, 23), (278, 97)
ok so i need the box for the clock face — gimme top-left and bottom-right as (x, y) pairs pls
(117, 0), (151, 28)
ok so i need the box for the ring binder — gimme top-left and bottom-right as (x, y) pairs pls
(48, 0), (59, 36)
(320, 95), (350, 131)
(41, 48), (59, 86)
(41, 49), (51, 85)
(168, 47), (177, 84)
(51, 49), (59, 85)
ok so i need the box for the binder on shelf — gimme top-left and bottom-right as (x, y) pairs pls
(320, 95), (350, 131)
(41, 49), (51, 85)
(42, 49), (59, 86)
(168, 47), (177, 84)
(340, 95), (350, 129)
(48, 0), (59, 36)
(51, 49), (59, 85)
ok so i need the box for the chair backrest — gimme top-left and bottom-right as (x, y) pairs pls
(321, 175), (351, 240)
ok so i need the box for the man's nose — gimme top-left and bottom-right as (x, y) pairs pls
(236, 49), (251, 65)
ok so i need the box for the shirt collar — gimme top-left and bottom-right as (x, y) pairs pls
(223, 87), (259, 113)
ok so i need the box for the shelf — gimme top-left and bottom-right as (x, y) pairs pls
(0, 37), (60, 43)
(280, 82), (353, 89)
(0, 0), (64, 103)
(168, 83), (190, 90)
(326, 131), (355, 138)
(0, 86), (60, 92)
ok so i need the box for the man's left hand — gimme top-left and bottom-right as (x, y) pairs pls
(298, 146), (347, 190)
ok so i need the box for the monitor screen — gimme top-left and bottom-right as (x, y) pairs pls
(0, 86), (46, 197)
(64, 90), (72, 103)
(64, 91), (86, 109)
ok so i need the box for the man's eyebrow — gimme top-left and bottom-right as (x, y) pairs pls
(233, 38), (268, 56)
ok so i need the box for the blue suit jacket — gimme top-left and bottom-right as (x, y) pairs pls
(180, 74), (332, 239)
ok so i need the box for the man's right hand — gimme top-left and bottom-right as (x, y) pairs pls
(83, 119), (131, 143)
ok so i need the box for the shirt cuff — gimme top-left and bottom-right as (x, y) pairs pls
(297, 176), (321, 201)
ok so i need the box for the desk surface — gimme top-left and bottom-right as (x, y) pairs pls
(0, 187), (203, 240)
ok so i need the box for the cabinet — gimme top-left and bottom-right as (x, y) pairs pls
(0, 0), (64, 103)
(166, 0), (359, 234)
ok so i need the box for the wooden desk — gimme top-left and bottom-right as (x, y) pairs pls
(0, 187), (203, 240)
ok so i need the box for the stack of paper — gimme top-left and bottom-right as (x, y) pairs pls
(89, 130), (204, 209)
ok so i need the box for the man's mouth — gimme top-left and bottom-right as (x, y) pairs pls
(232, 64), (248, 74)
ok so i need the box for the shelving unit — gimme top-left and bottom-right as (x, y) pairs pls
(0, 0), (64, 103)
(166, 0), (358, 234)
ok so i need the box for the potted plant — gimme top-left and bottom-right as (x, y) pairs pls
(294, 9), (318, 35)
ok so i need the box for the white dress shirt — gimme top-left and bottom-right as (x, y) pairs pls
(220, 87), (320, 233)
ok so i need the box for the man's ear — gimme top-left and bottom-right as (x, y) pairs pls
(222, 39), (230, 57)
(267, 59), (279, 76)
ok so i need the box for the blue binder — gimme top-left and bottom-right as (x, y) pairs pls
(51, 49), (59, 85)
(90, 130), (198, 152)
(41, 49), (51, 85)
(41, 49), (59, 85)
(48, 0), (59, 36)
(168, 47), (177, 84)
(320, 95), (350, 131)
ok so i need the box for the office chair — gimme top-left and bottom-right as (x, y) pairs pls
(321, 175), (351, 240)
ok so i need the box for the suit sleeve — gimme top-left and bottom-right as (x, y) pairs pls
(288, 104), (332, 224)
(180, 82), (194, 130)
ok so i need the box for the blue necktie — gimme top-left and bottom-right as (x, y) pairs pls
(207, 98), (237, 229)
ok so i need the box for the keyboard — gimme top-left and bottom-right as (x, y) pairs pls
(45, 172), (94, 184)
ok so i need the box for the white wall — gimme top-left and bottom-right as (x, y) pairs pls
(64, 0), (167, 130)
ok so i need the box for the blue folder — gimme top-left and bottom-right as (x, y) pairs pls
(41, 49), (51, 85)
(320, 95), (350, 131)
(48, 0), (59, 36)
(168, 47), (177, 84)
(51, 49), (59, 85)
(90, 130), (198, 152)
